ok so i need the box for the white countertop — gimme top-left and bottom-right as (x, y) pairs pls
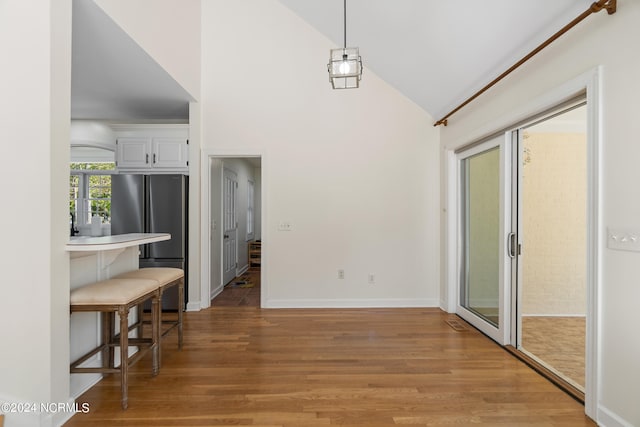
(66, 233), (171, 252)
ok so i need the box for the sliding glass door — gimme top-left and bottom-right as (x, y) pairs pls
(452, 94), (596, 415)
(457, 135), (511, 344)
(513, 104), (588, 393)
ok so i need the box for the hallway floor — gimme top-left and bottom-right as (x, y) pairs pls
(212, 269), (261, 307)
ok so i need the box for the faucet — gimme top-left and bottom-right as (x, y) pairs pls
(70, 212), (78, 236)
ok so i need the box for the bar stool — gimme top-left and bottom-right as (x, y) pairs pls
(70, 278), (160, 410)
(114, 267), (184, 365)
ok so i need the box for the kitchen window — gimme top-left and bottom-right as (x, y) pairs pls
(70, 162), (115, 226)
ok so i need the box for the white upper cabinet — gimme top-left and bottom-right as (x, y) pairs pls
(152, 138), (188, 169)
(116, 137), (152, 168)
(113, 125), (189, 173)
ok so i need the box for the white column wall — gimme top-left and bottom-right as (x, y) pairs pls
(0, 1), (72, 426)
(201, 0), (440, 308)
(96, 0), (203, 311)
(440, 3), (640, 425)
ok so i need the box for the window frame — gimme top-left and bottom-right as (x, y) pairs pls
(70, 167), (115, 226)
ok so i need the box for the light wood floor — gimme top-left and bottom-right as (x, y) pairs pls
(65, 308), (595, 426)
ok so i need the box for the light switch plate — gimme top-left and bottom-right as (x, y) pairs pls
(607, 228), (640, 252)
(278, 221), (293, 231)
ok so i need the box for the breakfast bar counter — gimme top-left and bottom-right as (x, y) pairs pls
(66, 233), (170, 252)
(67, 233), (170, 399)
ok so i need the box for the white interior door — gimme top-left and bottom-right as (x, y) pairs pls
(223, 168), (238, 285)
(456, 134), (512, 344)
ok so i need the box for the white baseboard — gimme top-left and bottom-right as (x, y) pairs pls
(235, 264), (249, 277)
(69, 353), (102, 402)
(522, 313), (586, 317)
(598, 405), (635, 427)
(52, 397), (80, 427)
(186, 300), (201, 311)
(0, 395), (79, 427)
(264, 298), (440, 309)
(209, 284), (223, 301)
(70, 372), (101, 400)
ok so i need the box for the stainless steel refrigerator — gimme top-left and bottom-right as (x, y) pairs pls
(111, 174), (188, 310)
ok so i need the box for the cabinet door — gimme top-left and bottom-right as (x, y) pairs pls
(152, 138), (188, 168)
(116, 137), (151, 169)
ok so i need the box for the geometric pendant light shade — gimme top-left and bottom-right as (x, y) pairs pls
(327, 0), (362, 89)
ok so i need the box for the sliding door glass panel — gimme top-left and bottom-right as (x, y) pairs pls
(518, 104), (587, 391)
(461, 147), (500, 327)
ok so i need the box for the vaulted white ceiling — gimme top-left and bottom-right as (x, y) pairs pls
(278, 0), (593, 120)
(71, 0), (594, 121)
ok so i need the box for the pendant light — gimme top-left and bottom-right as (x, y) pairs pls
(327, 0), (362, 89)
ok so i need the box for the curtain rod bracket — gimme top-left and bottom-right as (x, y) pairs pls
(433, 0), (617, 127)
(590, 0), (616, 15)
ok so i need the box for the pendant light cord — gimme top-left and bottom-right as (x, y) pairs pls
(343, 0), (347, 49)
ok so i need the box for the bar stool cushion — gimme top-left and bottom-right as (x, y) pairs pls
(71, 278), (159, 305)
(115, 267), (184, 286)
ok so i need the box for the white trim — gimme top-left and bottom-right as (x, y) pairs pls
(584, 66), (602, 422)
(210, 282), (223, 301)
(70, 354), (102, 401)
(265, 298), (440, 309)
(200, 148), (267, 310)
(453, 134), (511, 346)
(597, 405), (635, 427)
(186, 300), (201, 312)
(444, 150), (458, 313)
(521, 313), (586, 317)
(0, 395), (77, 427)
(236, 263), (249, 277)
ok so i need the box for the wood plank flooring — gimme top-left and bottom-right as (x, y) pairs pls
(212, 269), (261, 307)
(64, 308), (595, 426)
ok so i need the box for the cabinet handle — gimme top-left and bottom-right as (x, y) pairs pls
(146, 153), (149, 164)
(153, 153), (156, 164)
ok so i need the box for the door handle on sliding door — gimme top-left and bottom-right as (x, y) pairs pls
(507, 232), (517, 258)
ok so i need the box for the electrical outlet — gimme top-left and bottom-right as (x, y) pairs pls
(368, 274), (375, 284)
(608, 228), (640, 252)
(338, 269), (345, 279)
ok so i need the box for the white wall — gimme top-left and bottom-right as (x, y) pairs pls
(201, 0), (440, 308)
(440, 2), (640, 425)
(0, 1), (72, 426)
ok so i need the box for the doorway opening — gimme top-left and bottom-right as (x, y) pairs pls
(205, 156), (263, 308)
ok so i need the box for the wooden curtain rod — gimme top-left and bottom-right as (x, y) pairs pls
(433, 0), (617, 127)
